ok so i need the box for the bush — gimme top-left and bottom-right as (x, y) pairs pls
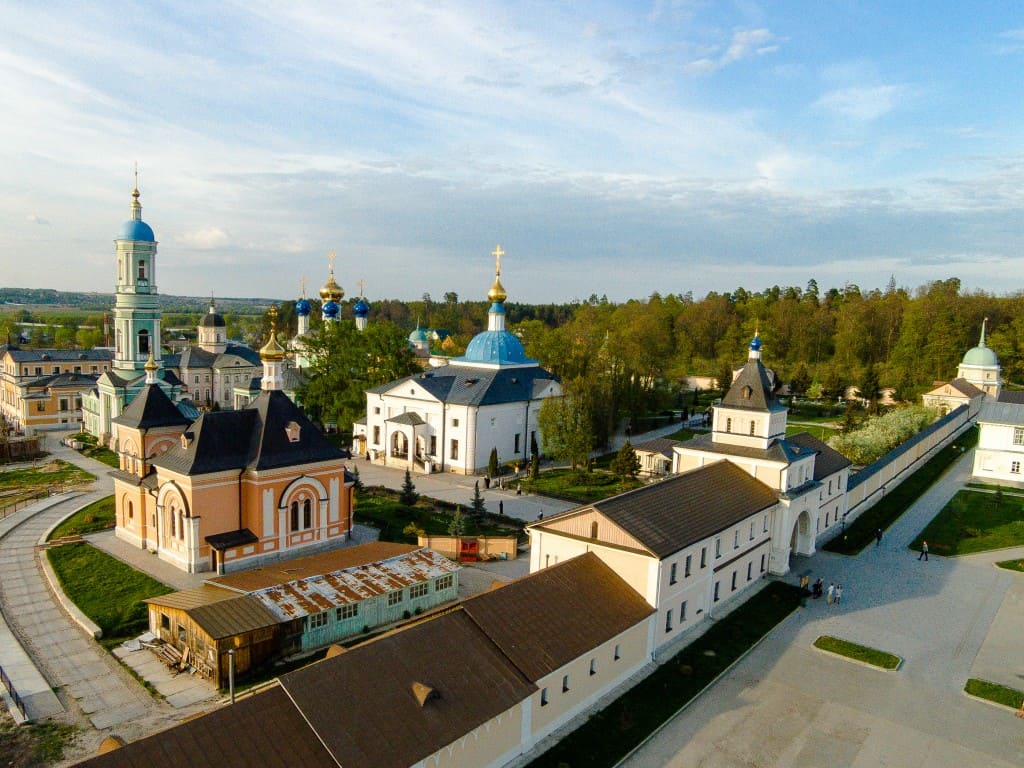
(828, 405), (938, 465)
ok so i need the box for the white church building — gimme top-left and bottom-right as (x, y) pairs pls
(353, 248), (561, 474)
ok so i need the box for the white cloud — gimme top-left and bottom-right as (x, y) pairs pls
(685, 28), (781, 75)
(26, 214), (50, 226)
(814, 85), (906, 122)
(175, 227), (232, 249)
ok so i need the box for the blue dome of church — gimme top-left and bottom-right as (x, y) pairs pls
(462, 330), (529, 365)
(119, 219), (155, 242)
(749, 334), (762, 352)
(295, 298), (312, 317)
(408, 326), (429, 344)
(353, 297), (370, 318)
(322, 300), (340, 319)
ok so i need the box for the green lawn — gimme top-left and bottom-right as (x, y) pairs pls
(528, 582), (802, 768)
(355, 487), (524, 543)
(0, 718), (77, 767)
(911, 490), (1024, 556)
(664, 427), (697, 442)
(996, 558), (1024, 573)
(0, 459), (95, 509)
(523, 469), (643, 504)
(66, 431), (119, 468)
(824, 426), (978, 555)
(964, 678), (1024, 710)
(813, 635), (901, 669)
(48, 495), (116, 540)
(46, 542), (172, 642)
(787, 423), (839, 441)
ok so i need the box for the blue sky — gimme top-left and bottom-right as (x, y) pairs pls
(2, 2), (1023, 303)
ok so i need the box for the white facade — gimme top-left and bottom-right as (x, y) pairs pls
(973, 401), (1024, 484)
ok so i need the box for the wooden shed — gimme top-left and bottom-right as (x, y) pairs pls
(145, 585), (281, 688)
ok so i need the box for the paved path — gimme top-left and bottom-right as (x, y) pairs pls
(0, 437), (220, 744)
(621, 449), (1024, 767)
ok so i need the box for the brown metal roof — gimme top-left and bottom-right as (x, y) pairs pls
(208, 541), (418, 593)
(144, 584), (237, 611)
(533, 460), (778, 559)
(461, 552), (654, 681)
(71, 686), (338, 768)
(278, 610), (536, 768)
(786, 431), (852, 480)
(186, 595), (280, 640)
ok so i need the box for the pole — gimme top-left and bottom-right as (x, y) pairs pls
(228, 649), (235, 704)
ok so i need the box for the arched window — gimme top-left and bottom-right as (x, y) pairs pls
(138, 329), (150, 355)
(179, 511), (185, 540)
(290, 501), (299, 532)
(170, 511), (176, 537)
(590, 521), (599, 539)
(138, 259), (146, 280)
(127, 500), (134, 520)
(303, 499), (312, 529)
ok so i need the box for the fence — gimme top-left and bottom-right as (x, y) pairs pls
(0, 662), (26, 720)
(0, 486), (68, 521)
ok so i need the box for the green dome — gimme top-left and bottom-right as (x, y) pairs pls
(962, 345), (998, 367)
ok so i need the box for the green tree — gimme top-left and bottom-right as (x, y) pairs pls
(447, 506), (466, 536)
(297, 319), (418, 431)
(488, 447), (499, 478)
(530, 452), (540, 480)
(350, 465), (364, 493)
(537, 382), (594, 471)
(400, 470), (418, 506)
(789, 363), (811, 397)
(471, 481), (487, 518)
(610, 440), (641, 480)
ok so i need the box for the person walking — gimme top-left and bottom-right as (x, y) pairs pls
(919, 541), (929, 561)
(835, 584), (843, 604)
(813, 577), (823, 599)
(826, 582), (835, 604)
(875, 528), (883, 546)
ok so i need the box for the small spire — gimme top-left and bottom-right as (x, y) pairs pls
(130, 164), (142, 221)
(980, 317), (989, 347)
(300, 275), (307, 299)
(144, 350), (158, 384)
(358, 278), (366, 298)
(487, 244), (507, 304)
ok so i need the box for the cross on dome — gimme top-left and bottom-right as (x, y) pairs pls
(492, 244), (504, 275)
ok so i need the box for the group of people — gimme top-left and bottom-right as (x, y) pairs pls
(810, 577), (843, 604)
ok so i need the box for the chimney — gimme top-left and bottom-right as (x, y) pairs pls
(412, 681), (440, 707)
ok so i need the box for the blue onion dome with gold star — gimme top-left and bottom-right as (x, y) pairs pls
(453, 245), (537, 368)
(353, 296), (370, 318)
(750, 332), (762, 352)
(295, 297), (312, 317)
(118, 177), (155, 242)
(322, 299), (340, 320)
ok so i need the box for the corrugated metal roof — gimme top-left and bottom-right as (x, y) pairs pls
(145, 584), (238, 610)
(248, 547), (459, 621)
(187, 595), (280, 640)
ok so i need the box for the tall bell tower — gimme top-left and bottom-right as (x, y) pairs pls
(112, 169), (162, 376)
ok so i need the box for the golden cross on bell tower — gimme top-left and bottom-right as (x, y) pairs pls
(358, 278), (366, 297)
(300, 275), (307, 299)
(492, 244), (505, 275)
(328, 251), (336, 276)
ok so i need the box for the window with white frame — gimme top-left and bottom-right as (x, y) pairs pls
(435, 574), (454, 591)
(388, 590), (403, 606)
(1013, 461), (1021, 474)
(409, 582), (428, 599)
(307, 611), (328, 630)
(1015, 427), (1024, 446)
(336, 603), (358, 621)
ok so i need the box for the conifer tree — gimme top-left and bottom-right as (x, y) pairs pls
(400, 469), (418, 506)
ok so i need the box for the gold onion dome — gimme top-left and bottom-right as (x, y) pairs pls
(319, 275), (344, 303)
(319, 251), (345, 302)
(487, 244), (507, 303)
(488, 276), (507, 303)
(260, 306), (287, 362)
